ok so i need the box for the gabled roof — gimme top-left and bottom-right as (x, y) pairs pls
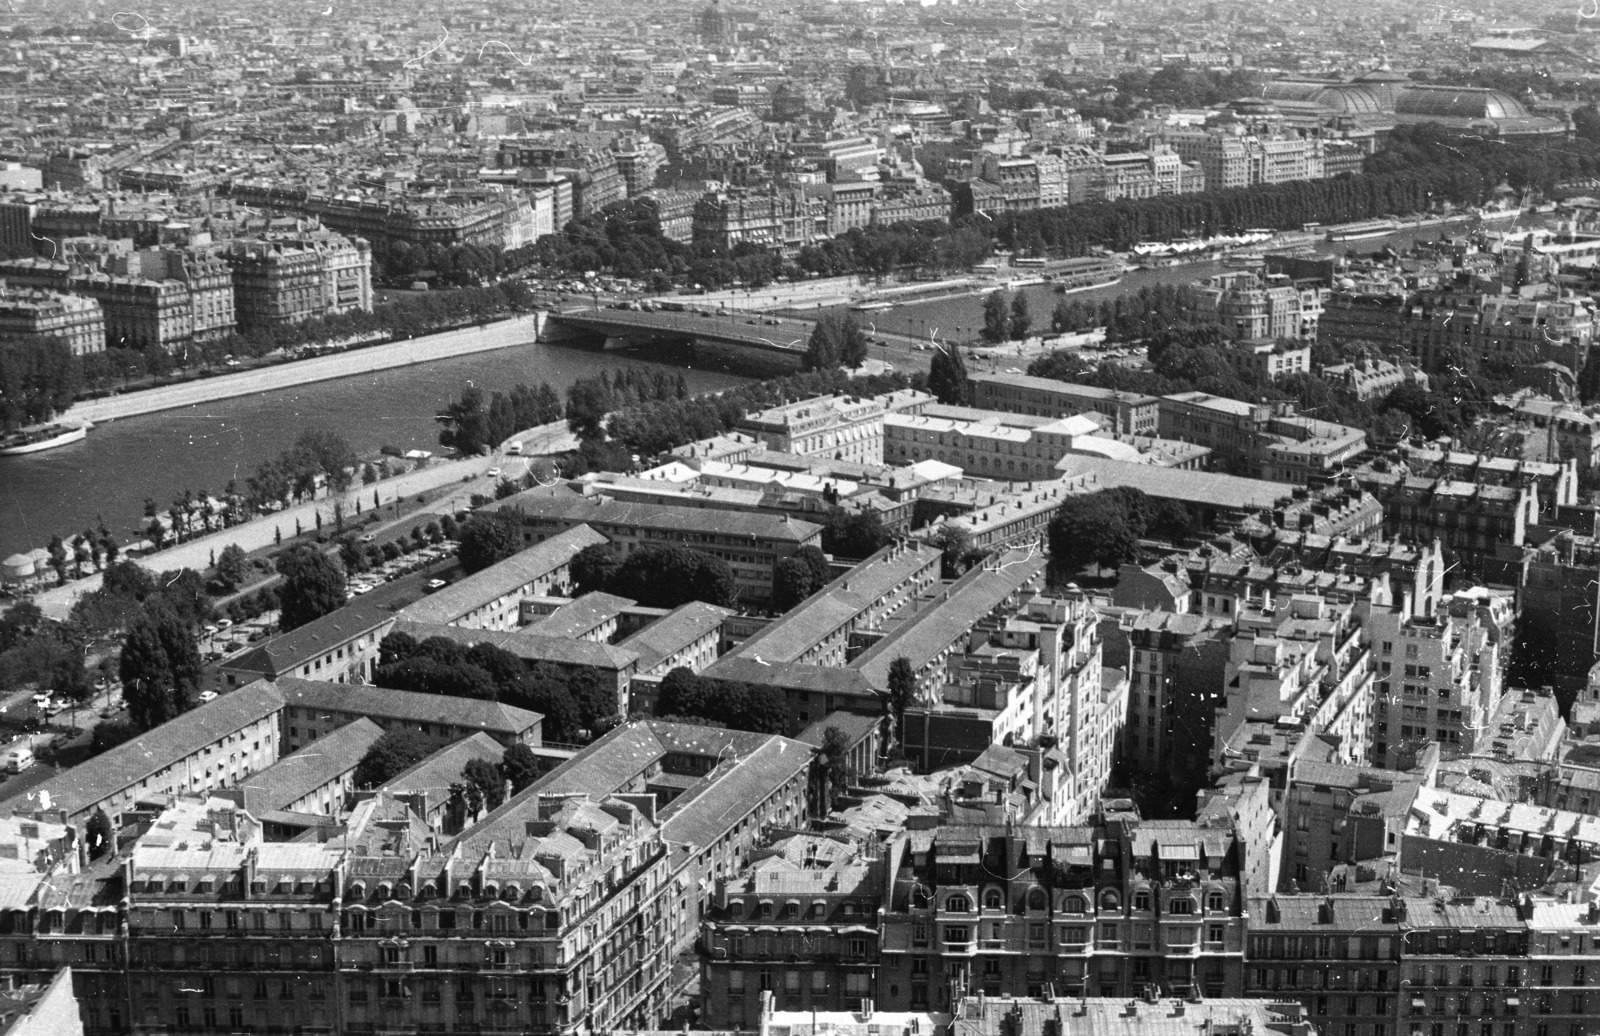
(270, 677), (541, 736)
(4, 681), (287, 819)
(223, 598), (398, 678)
(392, 620), (640, 671)
(227, 717), (384, 816)
(395, 525), (608, 626)
(617, 601), (734, 672)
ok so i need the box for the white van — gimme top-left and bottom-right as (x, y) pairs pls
(5, 746), (34, 773)
(506, 442), (524, 456)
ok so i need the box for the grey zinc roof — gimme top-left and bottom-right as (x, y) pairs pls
(224, 598), (398, 678)
(446, 721), (806, 856)
(851, 551), (1045, 689)
(392, 620), (640, 671)
(1054, 455), (1291, 510)
(383, 732), (505, 813)
(396, 524), (608, 625)
(231, 717), (384, 815)
(616, 601), (733, 673)
(525, 592), (637, 640)
(490, 491), (822, 543)
(3, 681), (287, 819)
(703, 655), (880, 700)
(272, 677), (541, 736)
(729, 543), (936, 665)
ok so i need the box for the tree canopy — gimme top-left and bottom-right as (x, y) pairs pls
(119, 603), (203, 731)
(275, 547), (347, 632)
(654, 667), (791, 734)
(456, 510), (524, 574)
(354, 729), (437, 788)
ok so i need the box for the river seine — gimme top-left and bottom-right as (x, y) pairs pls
(0, 341), (750, 560)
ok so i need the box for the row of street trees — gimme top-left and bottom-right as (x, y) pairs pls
(981, 290), (1033, 343)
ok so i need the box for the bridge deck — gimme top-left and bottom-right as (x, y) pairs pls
(548, 308), (813, 352)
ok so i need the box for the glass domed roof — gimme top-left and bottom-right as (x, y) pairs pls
(1395, 85), (1531, 120)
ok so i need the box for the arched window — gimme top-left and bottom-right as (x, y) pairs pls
(1026, 888), (1048, 912)
(983, 889), (1004, 910)
(1099, 889), (1120, 911)
(1063, 895), (1086, 914)
(945, 894), (970, 913)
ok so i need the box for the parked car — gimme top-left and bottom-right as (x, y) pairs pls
(199, 691), (219, 704)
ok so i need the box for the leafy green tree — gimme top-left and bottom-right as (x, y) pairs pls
(656, 667), (712, 719)
(822, 509), (889, 558)
(456, 511), (524, 574)
(773, 556), (815, 612)
(818, 725), (854, 810)
(501, 741), (542, 794)
(119, 604), (202, 731)
(570, 542), (623, 596)
(1009, 293), (1032, 341)
(610, 545), (738, 608)
(928, 522), (975, 579)
(438, 386), (492, 455)
(275, 547), (347, 632)
(887, 656), (916, 746)
(1581, 350), (1600, 405)
(565, 378), (612, 441)
(982, 290), (1010, 343)
(793, 545), (831, 588)
(462, 757), (506, 811)
(837, 314), (869, 369)
(928, 343), (972, 405)
(213, 544), (249, 593)
(804, 318), (840, 371)
(354, 729), (437, 788)
(1048, 492), (1141, 574)
(293, 429), (359, 492)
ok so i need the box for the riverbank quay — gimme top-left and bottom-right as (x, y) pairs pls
(65, 313), (546, 425)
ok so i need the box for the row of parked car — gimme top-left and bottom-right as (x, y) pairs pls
(346, 542), (455, 599)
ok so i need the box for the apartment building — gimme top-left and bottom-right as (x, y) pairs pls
(868, 818), (1249, 1008)
(223, 230), (372, 327)
(107, 790), (672, 1036)
(1166, 129), (1326, 190)
(722, 542), (941, 669)
(396, 525), (608, 631)
(1099, 607), (1231, 780)
(1353, 470), (1537, 577)
(488, 490), (822, 607)
(1323, 358), (1430, 401)
(1195, 270), (1324, 341)
(271, 677), (543, 754)
(220, 598), (397, 688)
(214, 717), (384, 839)
(967, 372), (1160, 435)
(455, 721), (811, 963)
(700, 835), (888, 1028)
(0, 680), (284, 825)
(736, 395), (886, 466)
(852, 551), (1048, 699)
(0, 286), (103, 355)
(1364, 604), (1503, 769)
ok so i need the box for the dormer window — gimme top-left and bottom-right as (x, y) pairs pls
(945, 894), (971, 913)
(1133, 891), (1151, 911)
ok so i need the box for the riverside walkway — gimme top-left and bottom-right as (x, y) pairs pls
(66, 314), (544, 424)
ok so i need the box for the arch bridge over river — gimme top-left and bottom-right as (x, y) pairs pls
(542, 307), (817, 357)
